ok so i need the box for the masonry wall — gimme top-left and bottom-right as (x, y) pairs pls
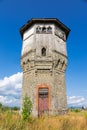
(21, 22), (68, 116)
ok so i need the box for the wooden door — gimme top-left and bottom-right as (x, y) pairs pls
(38, 88), (49, 116)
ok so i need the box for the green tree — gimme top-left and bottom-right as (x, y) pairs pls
(12, 106), (19, 111)
(22, 95), (33, 120)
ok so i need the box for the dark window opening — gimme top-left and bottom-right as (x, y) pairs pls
(42, 47), (46, 56)
(42, 27), (46, 32)
(36, 26), (41, 33)
(47, 26), (52, 33)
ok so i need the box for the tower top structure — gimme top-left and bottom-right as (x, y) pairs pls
(20, 18), (70, 38)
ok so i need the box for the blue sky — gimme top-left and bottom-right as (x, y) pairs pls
(0, 0), (87, 107)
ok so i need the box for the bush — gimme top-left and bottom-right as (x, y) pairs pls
(12, 106), (20, 111)
(70, 108), (81, 113)
(74, 109), (81, 112)
(22, 95), (33, 120)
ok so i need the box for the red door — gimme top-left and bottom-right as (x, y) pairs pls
(38, 88), (49, 116)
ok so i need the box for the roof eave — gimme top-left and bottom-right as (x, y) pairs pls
(20, 18), (70, 39)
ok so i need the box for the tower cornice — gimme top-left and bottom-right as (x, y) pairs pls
(20, 18), (70, 39)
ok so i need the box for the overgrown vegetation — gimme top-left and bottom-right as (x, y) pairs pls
(22, 95), (33, 120)
(0, 104), (87, 130)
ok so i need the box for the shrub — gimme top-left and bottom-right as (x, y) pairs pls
(12, 106), (20, 111)
(74, 109), (81, 113)
(70, 108), (81, 113)
(22, 95), (33, 120)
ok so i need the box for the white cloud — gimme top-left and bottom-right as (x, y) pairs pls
(0, 72), (22, 107)
(0, 72), (87, 108)
(67, 96), (87, 107)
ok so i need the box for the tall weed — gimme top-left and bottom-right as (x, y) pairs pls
(0, 110), (87, 130)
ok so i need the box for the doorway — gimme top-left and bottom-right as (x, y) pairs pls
(38, 88), (49, 116)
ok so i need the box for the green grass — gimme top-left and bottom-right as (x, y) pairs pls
(0, 109), (87, 130)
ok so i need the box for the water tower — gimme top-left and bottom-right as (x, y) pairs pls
(20, 18), (70, 116)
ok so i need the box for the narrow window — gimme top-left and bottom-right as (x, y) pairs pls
(42, 27), (46, 32)
(42, 47), (46, 56)
(36, 26), (41, 33)
(47, 26), (52, 33)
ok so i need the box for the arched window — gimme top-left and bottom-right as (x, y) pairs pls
(42, 47), (46, 56)
(42, 27), (46, 32)
(36, 26), (41, 33)
(47, 26), (52, 33)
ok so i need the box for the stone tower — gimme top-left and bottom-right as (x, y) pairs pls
(20, 18), (70, 116)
